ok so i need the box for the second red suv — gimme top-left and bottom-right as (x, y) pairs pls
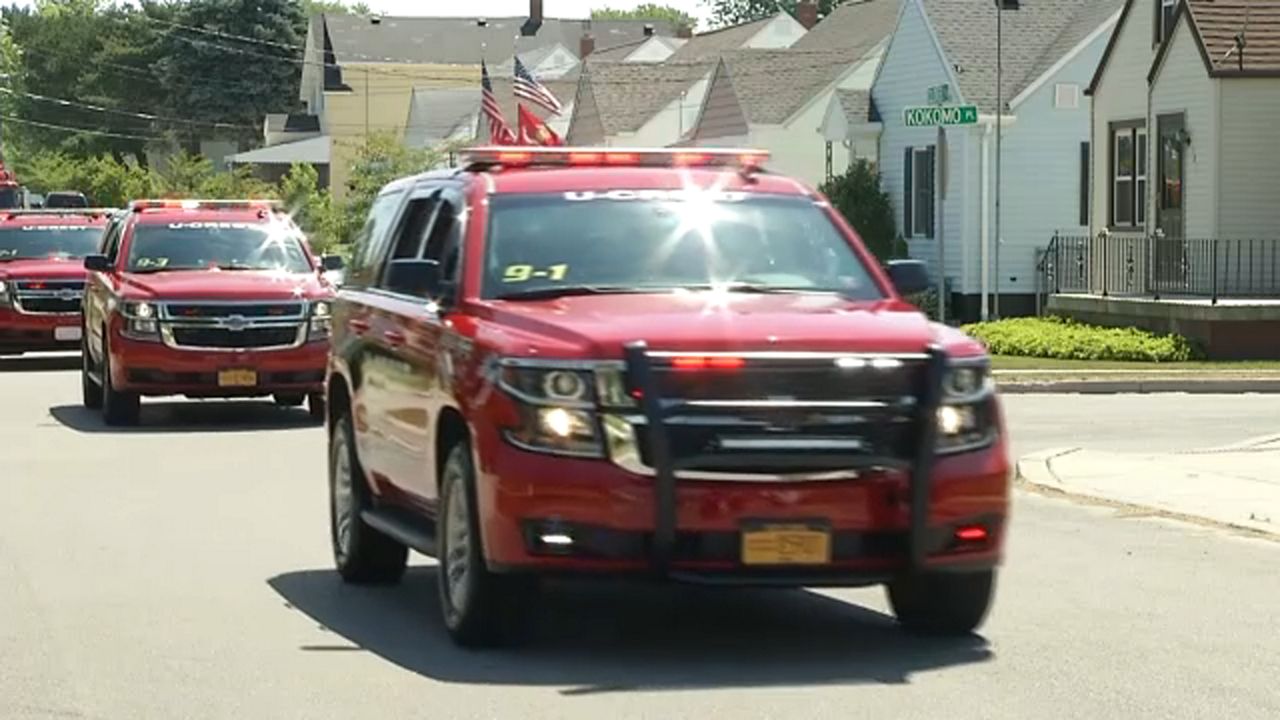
(80, 199), (343, 425)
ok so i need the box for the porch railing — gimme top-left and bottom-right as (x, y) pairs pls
(1038, 231), (1280, 304)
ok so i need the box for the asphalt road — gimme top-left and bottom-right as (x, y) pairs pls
(2, 356), (1278, 719)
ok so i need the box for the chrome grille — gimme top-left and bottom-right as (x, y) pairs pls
(13, 279), (85, 315)
(158, 301), (308, 351)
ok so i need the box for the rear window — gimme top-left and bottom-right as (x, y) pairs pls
(0, 225), (102, 260)
(481, 191), (884, 300)
(126, 220), (312, 273)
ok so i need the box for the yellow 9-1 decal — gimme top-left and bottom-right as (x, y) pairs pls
(502, 263), (569, 282)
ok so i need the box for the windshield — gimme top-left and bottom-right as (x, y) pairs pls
(126, 221), (313, 273)
(0, 187), (20, 210)
(0, 225), (103, 260)
(482, 191), (884, 300)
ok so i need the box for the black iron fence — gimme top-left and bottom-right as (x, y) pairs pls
(1038, 232), (1280, 303)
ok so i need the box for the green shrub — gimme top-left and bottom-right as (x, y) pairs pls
(819, 161), (906, 263)
(960, 316), (1202, 362)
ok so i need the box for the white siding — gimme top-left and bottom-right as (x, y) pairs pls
(743, 14), (808, 49)
(1149, 18), (1216, 239)
(626, 38), (679, 62)
(1090, 1), (1155, 234)
(1217, 78), (1280, 239)
(996, 29), (1111, 297)
(872, 0), (969, 289)
(628, 73), (714, 146)
(751, 93), (849, 187)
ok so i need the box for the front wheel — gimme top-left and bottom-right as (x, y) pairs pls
(887, 570), (996, 636)
(307, 392), (326, 422)
(329, 409), (407, 584)
(100, 334), (140, 426)
(436, 441), (537, 648)
(81, 333), (102, 410)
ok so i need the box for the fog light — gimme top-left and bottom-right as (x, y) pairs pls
(539, 533), (573, 546)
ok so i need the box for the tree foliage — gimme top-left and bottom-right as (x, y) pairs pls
(302, 0), (371, 14)
(593, 4), (697, 29)
(819, 159), (904, 264)
(704, 0), (846, 28)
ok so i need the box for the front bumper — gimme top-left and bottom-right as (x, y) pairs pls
(110, 329), (327, 397)
(473, 346), (1011, 585)
(0, 306), (81, 353)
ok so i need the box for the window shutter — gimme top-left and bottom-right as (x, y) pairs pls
(1153, 0), (1161, 46)
(1079, 142), (1090, 226)
(903, 146), (913, 237)
(925, 146), (936, 238)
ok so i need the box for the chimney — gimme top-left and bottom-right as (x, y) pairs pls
(580, 31), (595, 58)
(521, 0), (543, 37)
(796, 0), (819, 29)
(677, 24), (694, 39)
(644, 23), (655, 37)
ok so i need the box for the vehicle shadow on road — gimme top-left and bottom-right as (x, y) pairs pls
(0, 355), (79, 372)
(48, 402), (321, 434)
(268, 567), (993, 694)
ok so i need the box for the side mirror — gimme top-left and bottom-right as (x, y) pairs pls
(384, 258), (441, 298)
(320, 254), (345, 271)
(886, 259), (931, 297)
(84, 254), (112, 272)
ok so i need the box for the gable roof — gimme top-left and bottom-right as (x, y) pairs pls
(668, 16), (777, 61)
(1187, 0), (1280, 75)
(792, 0), (900, 52)
(319, 14), (675, 66)
(835, 88), (878, 124)
(711, 48), (864, 125)
(923, 0), (1123, 113)
(404, 88), (480, 148)
(573, 59), (715, 136)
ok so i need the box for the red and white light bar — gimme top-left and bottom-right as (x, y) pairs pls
(462, 146), (770, 170)
(129, 199), (281, 212)
(3, 208), (116, 219)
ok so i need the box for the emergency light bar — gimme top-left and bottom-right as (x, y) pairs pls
(3, 208), (116, 219)
(128, 199), (281, 212)
(462, 146), (770, 170)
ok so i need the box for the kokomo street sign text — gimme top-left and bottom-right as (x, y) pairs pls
(903, 104), (978, 127)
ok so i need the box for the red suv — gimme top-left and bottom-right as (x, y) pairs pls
(0, 208), (113, 355)
(81, 200), (342, 425)
(325, 148), (1012, 647)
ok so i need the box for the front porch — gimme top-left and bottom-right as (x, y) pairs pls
(1036, 233), (1280, 359)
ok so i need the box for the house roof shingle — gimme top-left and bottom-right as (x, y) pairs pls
(1189, 0), (1280, 74)
(923, 0), (1123, 113)
(579, 60), (715, 135)
(714, 48), (862, 124)
(320, 14), (676, 66)
(834, 88), (875, 124)
(791, 0), (900, 53)
(667, 16), (776, 61)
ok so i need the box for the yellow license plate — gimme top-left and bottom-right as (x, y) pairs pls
(741, 522), (832, 565)
(217, 369), (258, 387)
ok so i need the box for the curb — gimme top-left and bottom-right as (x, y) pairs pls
(997, 378), (1280, 394)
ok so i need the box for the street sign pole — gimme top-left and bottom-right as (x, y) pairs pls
(937, 124), (946, 324)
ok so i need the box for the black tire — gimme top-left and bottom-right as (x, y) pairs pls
(307, 392), (326, 422)
(81, 332), (102, 410)
(887, 570), (996, 636)
(100, 333), (140, 426)
(437, 441), (537, 648)
(273, 393), (305, 407)
(329, 409), (407, 584)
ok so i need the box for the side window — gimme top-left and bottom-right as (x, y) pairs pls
(387, 192), (440, 263)
(349, 190), (405, 287)
(101, 220), (123, 262)
(424, 188), (466, 301)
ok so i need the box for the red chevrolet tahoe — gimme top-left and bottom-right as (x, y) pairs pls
(80, 199), (343, 426)
(324, 148), (1012, 647)
(0, 208), (112, 354)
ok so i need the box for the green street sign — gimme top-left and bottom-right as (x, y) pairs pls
(903, 104), (979, 128)
(927, 84), (951, 105)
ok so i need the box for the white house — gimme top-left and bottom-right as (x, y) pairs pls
(681, 0), (900, 187)
(872, 0), (1122, 321)
(1089, 0), (1280, 244)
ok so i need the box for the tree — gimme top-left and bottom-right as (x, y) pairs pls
(819, 159), (904, 264)
(704, 0), (845, 28)
(593, 4), (696, 30)
(301, 0), (370, 15)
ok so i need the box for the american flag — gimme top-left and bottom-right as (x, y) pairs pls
(480, 60), (516, 144)
(513, 56), (563, 115)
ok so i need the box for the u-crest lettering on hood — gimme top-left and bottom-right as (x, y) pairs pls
(563, 189), (748, 202)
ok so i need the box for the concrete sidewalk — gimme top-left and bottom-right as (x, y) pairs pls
(996, 370), (1280, 394)
(1017, 435), (1280, 537)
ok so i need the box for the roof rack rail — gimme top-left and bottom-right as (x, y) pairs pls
(127, 199), (282, 212)
(3, 208), (117, 218)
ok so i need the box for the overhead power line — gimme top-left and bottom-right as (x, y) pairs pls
(0, 113), (161, 141)
(0, 86), (256, 130)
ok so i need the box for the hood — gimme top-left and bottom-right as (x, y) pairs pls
(0, 256), (91, 281)
(476, 292), (971, 358)
(119, 269), (332, 301)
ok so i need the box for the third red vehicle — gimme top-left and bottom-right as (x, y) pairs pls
(80, 199), (343, 425)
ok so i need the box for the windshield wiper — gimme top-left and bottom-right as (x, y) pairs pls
(494, 285), (658, 301)
(214, 263), (263, 271)
(680, 282), (841, 295)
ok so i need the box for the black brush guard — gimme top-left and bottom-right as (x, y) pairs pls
(622, 341), (948, 577)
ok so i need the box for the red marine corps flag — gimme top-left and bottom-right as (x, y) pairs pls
(517, 103), (563, 146)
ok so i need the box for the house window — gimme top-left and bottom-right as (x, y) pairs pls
(1079, 142), (1090, 226)
(1110, 123), (1147, 228)
(903, 145), (935, 239)
(1155, 0), (1176, 45)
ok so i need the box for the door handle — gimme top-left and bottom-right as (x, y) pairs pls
(383, 330), (406, 346)
(347, 318), (370, 334)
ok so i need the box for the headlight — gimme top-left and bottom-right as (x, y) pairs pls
(309, 300), (332, 341)
(500, 364), (595, 407)
(123, 301), (155, 319)
(121, 301), (159, 338)
(311, 300), (331, 318)
(0, 280), (9, 306)
(504, 404), (602, 457)
(498, 361), (604, 456)
(594, 365), (637, 408)
(936, 358), (997, 453)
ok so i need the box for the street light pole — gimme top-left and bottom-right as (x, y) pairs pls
(994, 1), (1003, 319)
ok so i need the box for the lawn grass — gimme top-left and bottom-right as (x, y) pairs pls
(991, 355), (1280, 371)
